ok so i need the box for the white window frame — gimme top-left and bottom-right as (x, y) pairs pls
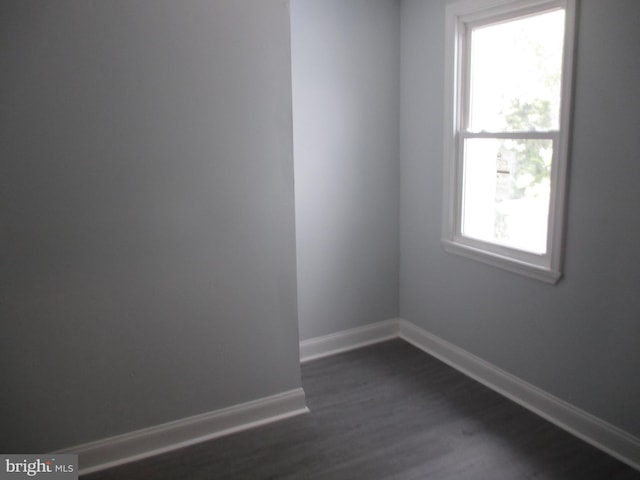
(442, 0), (576, 284)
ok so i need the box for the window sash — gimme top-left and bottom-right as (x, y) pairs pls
(453, 133), (559, 264)
(460, 131), (559, 140)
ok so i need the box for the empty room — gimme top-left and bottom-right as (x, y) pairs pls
(1, 0), (639, 478)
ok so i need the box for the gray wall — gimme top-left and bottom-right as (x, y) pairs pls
(0, 0), (301, 452)
(400, 0), (640, 437)
(292, 0), (400, 340)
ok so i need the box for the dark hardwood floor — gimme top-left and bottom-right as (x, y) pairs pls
(84, 340), (640, 479)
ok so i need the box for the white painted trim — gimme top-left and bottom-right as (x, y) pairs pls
(55, 388), (308, 476)
(397, 319), (640, 472)
(299, 319), (400, 363)
(442, 239), (562, 284)
(55, 317), (640, 476)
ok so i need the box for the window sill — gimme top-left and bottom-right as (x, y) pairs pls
(442, 239), (562, 284)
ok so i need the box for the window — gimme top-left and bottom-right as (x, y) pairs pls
(442, 0), (576, 283)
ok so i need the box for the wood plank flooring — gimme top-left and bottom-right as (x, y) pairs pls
(83, 340), (640, 479)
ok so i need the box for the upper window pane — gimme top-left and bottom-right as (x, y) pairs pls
(468, 9), (565, 132)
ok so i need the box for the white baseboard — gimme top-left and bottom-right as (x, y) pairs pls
(299, 318), (400, 363)
(55, 318), (640, 476)
(56, 388), (308, 476)
(397, 319), (640, 472)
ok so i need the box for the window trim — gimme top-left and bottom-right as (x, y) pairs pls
(442, 0), (576, 284)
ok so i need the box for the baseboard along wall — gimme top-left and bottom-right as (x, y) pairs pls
(299, 318), (640, 472)
(299, 318), (399, 362)
(55, 388), (308, 476)
(59, 318), (640, 476)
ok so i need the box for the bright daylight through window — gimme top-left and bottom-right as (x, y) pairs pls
(443, 0), (575, 283)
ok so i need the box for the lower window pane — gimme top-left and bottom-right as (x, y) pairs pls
(461, 138), (552, 254)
